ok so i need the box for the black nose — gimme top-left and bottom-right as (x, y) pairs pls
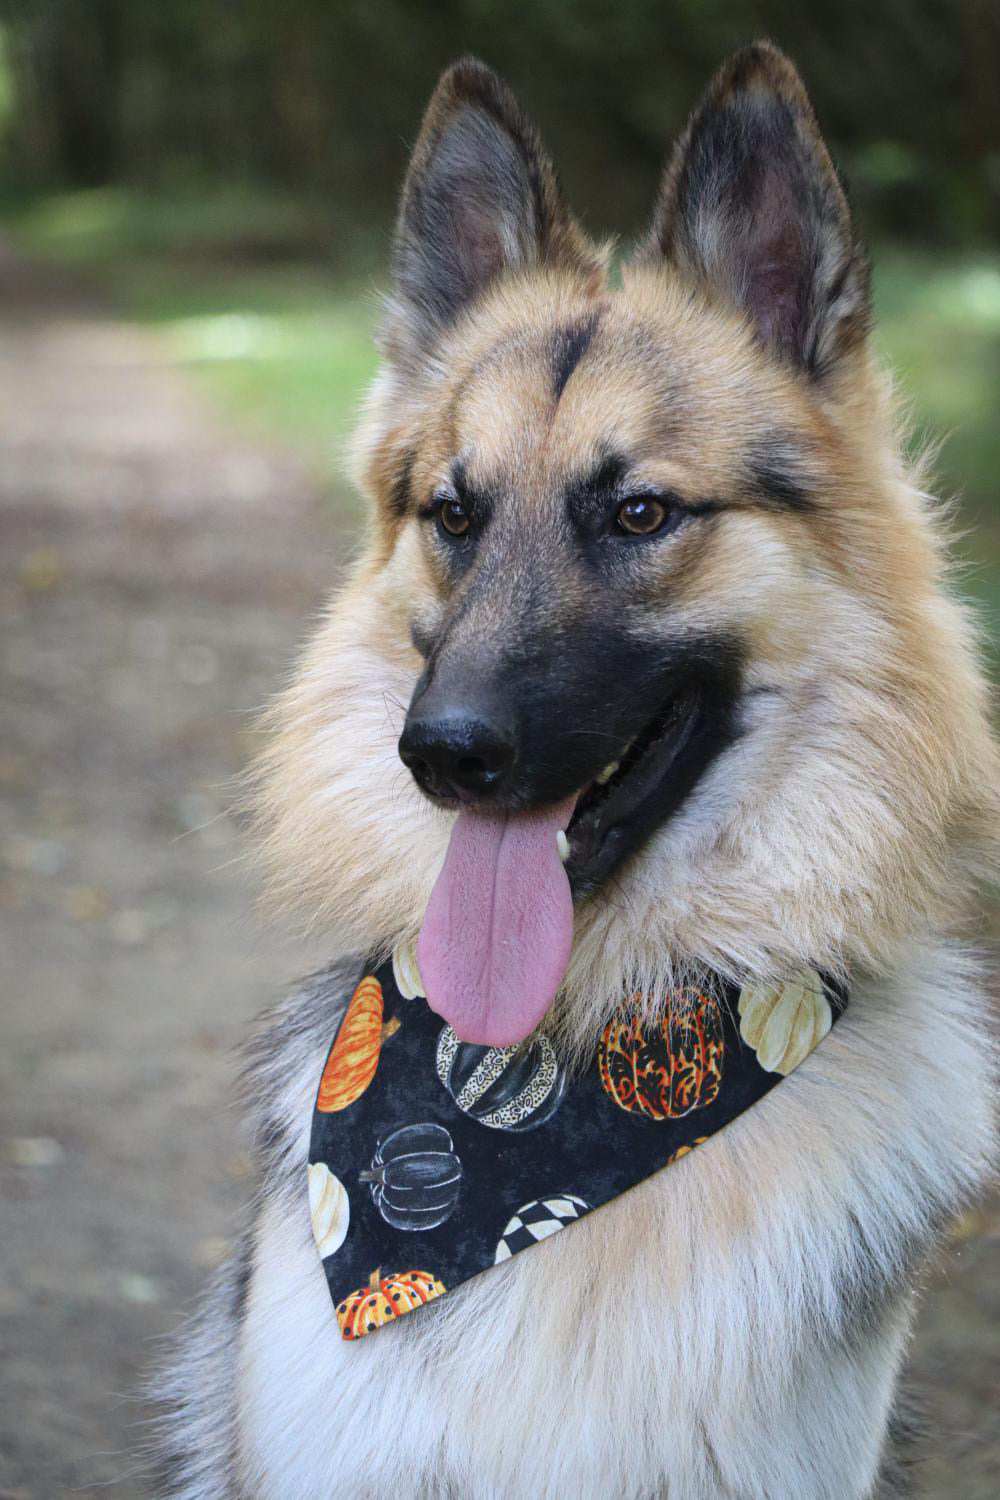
(399, 708), (516, 802)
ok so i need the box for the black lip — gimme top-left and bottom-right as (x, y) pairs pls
(399, 632), (744, 884)
(564, 681), (741, 899)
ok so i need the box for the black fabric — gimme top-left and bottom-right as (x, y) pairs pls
(309, 956), (847, 1340)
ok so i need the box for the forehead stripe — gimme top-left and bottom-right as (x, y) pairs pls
(551, 311), (600, 402)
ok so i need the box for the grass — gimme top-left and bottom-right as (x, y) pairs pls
(129, 264), (378, 469)
(0, 185), (379, 494)
(2, 184), (997, 634)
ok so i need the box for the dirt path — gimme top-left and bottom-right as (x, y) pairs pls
(0, 245), (337, 1495)
(0, 246), (997, 1498)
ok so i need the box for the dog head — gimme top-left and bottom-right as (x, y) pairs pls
(256, 47), (999, 1048)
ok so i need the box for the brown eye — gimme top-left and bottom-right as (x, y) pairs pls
(439, 498), (471, 537)
(615, 496), (669, 536)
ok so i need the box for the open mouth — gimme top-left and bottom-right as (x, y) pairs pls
(409, 657), (741, 1047)
(561, 684), (729, 899)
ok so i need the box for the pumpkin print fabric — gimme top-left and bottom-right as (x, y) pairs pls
(308, 1162), (350, 1257)
(336, 1267), (446, 1339)
(737, 969), (833, 1075)
(317, 975), (400, 1112)
(310, 953), (848, 1340)
(436, 1025), (566, 1130)
(361, 1123), (462, 1231)
(598, 990), (724, 1119)
(494, 1195), (589, 1262)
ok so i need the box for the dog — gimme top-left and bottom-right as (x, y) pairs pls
(155, 43), (999, 1500)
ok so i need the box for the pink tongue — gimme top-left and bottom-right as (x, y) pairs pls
(417, 796), (577, 1047)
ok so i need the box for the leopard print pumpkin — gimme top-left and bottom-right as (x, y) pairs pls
(598, 990), (724, 1120)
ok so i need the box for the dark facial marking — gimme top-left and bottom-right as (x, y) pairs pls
(410, 618), (436, 660)
(551, 311), (600, 402)
(564, 451), (630, 528)
(390, 449), (416, 517)
(565, 452), (722, 542)
(746, 437), (813, 511)
(417, 457), (502, 579)
(230, 1231), (254, 1319)
(558, 632), (745, 897)
(446, 459), (499, 534)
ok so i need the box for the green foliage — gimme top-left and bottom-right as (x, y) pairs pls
(0, 25), (14, 139)
(0, 182), (336, 262)
(874, 249), (1000, 649)
(0, 0), (997, 244)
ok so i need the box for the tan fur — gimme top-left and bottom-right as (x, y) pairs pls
(176, 45), (1000, 1500)
(253, 254), (999, 1051)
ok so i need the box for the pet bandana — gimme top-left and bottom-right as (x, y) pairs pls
(309, 948), (848, 1339)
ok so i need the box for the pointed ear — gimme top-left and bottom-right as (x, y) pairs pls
(644, 43), (870, 378)
(387, 57), (598, 365)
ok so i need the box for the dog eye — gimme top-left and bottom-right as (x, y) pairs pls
(615, 496), (669, 536)
(439, 498), (472, 538)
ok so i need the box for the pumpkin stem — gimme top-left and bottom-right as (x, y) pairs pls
(358, 1168), (382, 1184)
(368, 1268), (381, 1291)
(381, 1015), (402, 1041)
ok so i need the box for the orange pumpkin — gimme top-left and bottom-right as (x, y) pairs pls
(598, 990), (724, 1120)
(668, 1135), (709, 1164)
(317, 976), (401, 1112)
(336, 1267), (446, 1339)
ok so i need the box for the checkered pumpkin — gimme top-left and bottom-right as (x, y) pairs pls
(494, 1195), (589, 1263)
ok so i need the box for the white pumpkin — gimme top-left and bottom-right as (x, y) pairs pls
(307, 1162), (350, 1257)
(737, 968), (832, 1075)
(392, 939), (425, 1000)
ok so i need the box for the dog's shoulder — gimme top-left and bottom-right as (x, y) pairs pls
(150, 959), (360, 1499)
(239, 956), (363, 1194)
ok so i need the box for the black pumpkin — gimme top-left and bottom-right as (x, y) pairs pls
(435, 1026), (566, 1132)
(360, 1122), (462, 1231)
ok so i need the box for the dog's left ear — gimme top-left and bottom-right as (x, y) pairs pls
(643, 42), (870, 378)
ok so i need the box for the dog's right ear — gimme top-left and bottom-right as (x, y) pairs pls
(386, 57), (597, 368)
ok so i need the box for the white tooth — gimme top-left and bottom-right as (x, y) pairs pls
(556, 830), (571, 863)
(597, 760), (620, 785)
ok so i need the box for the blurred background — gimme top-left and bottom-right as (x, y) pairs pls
(0, 2), (997, 1496)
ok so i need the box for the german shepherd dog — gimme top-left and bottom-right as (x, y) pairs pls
(156, 44), (999, 1500)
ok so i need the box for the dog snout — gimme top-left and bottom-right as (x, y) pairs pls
(399, 701), (517, 803)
